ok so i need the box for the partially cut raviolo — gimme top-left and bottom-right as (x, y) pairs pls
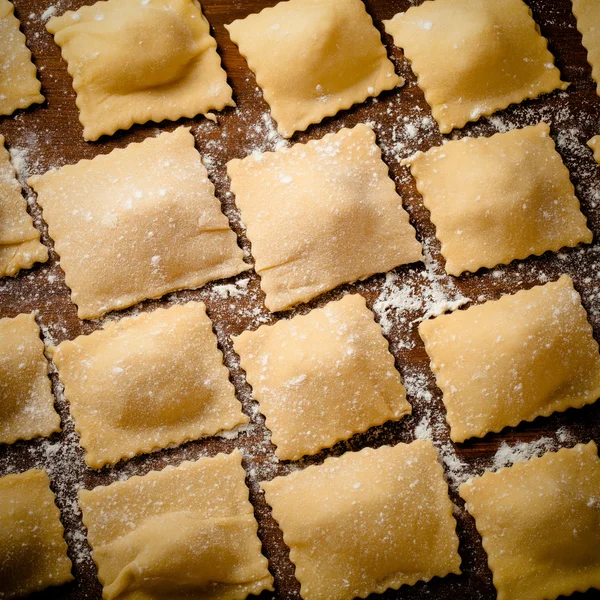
(403, 123), (592, 275)
(227, 124), (422, 312)
(0, 0), (44, 115)
(572, 0), (600, 95)
(0, 134), (48, 277)
(29, 128), (247, 319)
(47, 0), (234, 140)
(51, 302), (247, 468)
(419, 275), (600, 442)
(460, 442), (600, 600)
(384, 0), (567, 133)
(79, 451), (273, 600)
(0, 312), (60, 445)
(0, 469), (72, 599)
(233, 294), (411, 461)
(261, 440), (461, 600)
(589, 135), (600, 163)
(225, 0), (401, 137)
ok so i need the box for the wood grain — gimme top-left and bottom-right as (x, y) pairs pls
(1, 0), (599, 599)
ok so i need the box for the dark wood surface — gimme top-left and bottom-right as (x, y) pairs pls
(1, 0), (600, 598)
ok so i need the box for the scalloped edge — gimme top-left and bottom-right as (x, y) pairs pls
(28, 128), (248, 319)
(0, 135), (49, 276)
(459, 441), (600, 600)
(225, 0), (402, 138)
(0, 469), (74, 594)
(46, 0), (234, 141)
(227, 124), (423, 312)
(419, 274), (600, 443)
(50, 302), (248, 469)
(402, 122), (593, 276)
(572, 0), (600, 95)
(0, 312), (60, 444)
(0, 0), (45, 116)
(383, 0), (569, 134)
(79, 451), (274, 597)
(262, 440), (462, 600)
(233, 293), (412, 461)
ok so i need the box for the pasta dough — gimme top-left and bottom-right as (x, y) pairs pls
(384, 0), (567, 133)
(79, 451), (274, 600)
(460, 441), (600, 600)
(29, 128), (248, 319)
(51, 302), (248, 468)
(0, 0), (44, 116)
(233, 294), (411, 460)
(47, 0), (234, 141)
(572, 0), (600, 95)
(0, 312), (60, 445)
(419, 275), (600, 442)
(403, 123), (592, 275)
(0, 134), (48, 278)
(589, 135), (600, 163)
(261, 440), (461, 600)
(225, 0), (401, 137)
(227, 124), (422, 312)
(0, 469), (72, 599)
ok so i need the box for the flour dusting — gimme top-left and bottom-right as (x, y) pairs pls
(373, 247), (470, 343)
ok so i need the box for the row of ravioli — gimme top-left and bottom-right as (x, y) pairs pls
(4, 273), (600, 465)
(2, 121), (600, 315)
(2, 0), (600, 141)
(3, 438), (600, 600)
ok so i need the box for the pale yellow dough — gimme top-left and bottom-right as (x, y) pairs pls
(403, 123), (592, 275)
(47, 0), (234, 141)
(261, 440), (461, 600)
(225, 0), (401, 137)
(0, 0), (44, 116)
(384, 0), (567, 133)
(572, 0), (600, 95)
(589, 135), (600, 163)
(227, 124), (422, 312)
(233, 294), (411, 461)
(419, 275), (600, 442)
(29, 128), (248, 319)
(0, 312), (60, 445)
(79, 451), (274, 600)
(0, 469), (73, 599)
(51, 302), (247, 468)
(460, 441), (600, 600)
(0, 134), (48, 277)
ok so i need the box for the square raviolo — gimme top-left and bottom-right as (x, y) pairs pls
(227, 124), (422, 312)
(51, 302), (248, 468)
(0, 135), (47, 277)
(225, 0), (401, 138)
(459, 442), (600, 600)
(572, 0), (600, 95)
(29, 128), (247, 319)
(79, 451), (273, 600)
(384, 0), (567, 133)
(0, 0), (44, 116)
(403, 123), (592, 275)
(233, 294), (411, 461)
(261, 441), (461, 600)
(47, 0), (234, 140)
(419, 275), (600, 443)
(0, 312), (60, 445)
(0, 469), (72, 598)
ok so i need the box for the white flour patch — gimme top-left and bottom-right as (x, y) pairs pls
(492, 437), (558, 470)
(373, 247), (470, 344)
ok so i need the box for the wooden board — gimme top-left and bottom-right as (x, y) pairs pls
(1, 0), (599, 598)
